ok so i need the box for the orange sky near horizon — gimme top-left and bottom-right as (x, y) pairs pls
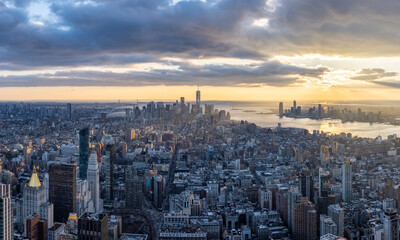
(0, 84), (398, 102)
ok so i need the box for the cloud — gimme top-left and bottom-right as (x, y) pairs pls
(374, 81), (400, 89)
(349, 68), (400, 89)
(0, 60), (329, 87)
(0, 0), (266, 69)
(0, 0), (400, 89)
(247, 0), (400, 57)
(0, 3), (26, 32)
(351, 68), (398, 81)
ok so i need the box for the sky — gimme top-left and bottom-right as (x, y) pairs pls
(1, 0), (400, 101)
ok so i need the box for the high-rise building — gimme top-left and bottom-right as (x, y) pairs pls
(76, 179), (94, 216)
(192, 88), (202, 114)
(320, 145), (330, 165)
(318, 104), (323, 119)
(67, 103), (72, 118)
(78, 212), (108, 240)
(66, 213), (78, 234)
(258, 188), (272, 210)
(320, 215), (338, 236)
(288, 186), (302, 233)
(49, 162), (77, 223)
(23, 167), (54, 228)
(299, 168), (313, 202)
(87, 151), (102, 213)
(125, 129), (135, 142)
(319, 168), (331, 198)
(152, 175), (166, 210)
(104, 143), (116, 204)
(0, 184), (12, 240)
(25, 215), (48, 240)
(293, 100), (297, 113)
(79, 128), (90, 179)
(383, 209), (400, 240)
(293, 197), (317, 240)
(48, 223), (64, 240)
(317, 169), (335, 220)
(196, 88), (201, 107)
(279, 102), (284, 117)
(342, 160), (353, 202)
(328, 204), (345, 237)
(125, 166), (143, 211)
(317, 194), (335, 218)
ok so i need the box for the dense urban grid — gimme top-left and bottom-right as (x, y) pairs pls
(1, 90), (400, 240)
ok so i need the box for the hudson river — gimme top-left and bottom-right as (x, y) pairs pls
(214, 103), (400, 139)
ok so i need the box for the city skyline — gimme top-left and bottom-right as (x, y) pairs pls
(1, 0), (400, 101)
(2, 1), (400, 239)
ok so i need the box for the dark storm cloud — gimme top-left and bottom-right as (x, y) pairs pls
(248, 0), (400, 57)
(0, 0), (266, 68)
(1, 0), (400, 87)
(0, 3), (26, 32)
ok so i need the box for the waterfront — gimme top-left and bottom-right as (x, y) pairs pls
(112, 101), (400, 139)
(214, 103), (400, 139)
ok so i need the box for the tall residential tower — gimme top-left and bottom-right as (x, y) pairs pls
(0, 184), (12, 240)
(49, 162), (77, 223)
(87, 151), (102, 213)
(79, 128), (90, 179)
(342, 160), (353, 202)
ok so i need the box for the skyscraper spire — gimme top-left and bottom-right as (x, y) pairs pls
(196, 86), (201, 107)
(28, 166), (41, 188)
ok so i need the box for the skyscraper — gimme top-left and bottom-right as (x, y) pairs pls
(67, 103), (72, 118)
(319, 168), (331, 198)
(49, 162), (77, 223)
(0, 184), (12, 240)
(279, 102), (284, 117)
(76, 179), (94, 216)
(78, 212), (108, 240)
(293, 197), (317, 240)
(196, 88), (201, 107)
(328, 204), (344, 237)
(152, 175), (166, 210)
(342, 160), (353, 202)
(87, 151), (102, 213)
(23, 167), (54, 228)
(25, 215), (48, 240)
(23, 167), (45, 218)
(104, 143), (115, 204)
(317, 168), (335, 217)
(79, 128), (90, 179)
(288, 186), (302, 233)
(125, 166), (143, 211)
(320, 214), (338, 236)
(320, 145), (330, 165)
(299, 168), (313, 202)
(383, 209), (400, 240)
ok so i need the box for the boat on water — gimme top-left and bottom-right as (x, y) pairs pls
(231, 106), (243, 110)
(256, 112), (273, 115)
